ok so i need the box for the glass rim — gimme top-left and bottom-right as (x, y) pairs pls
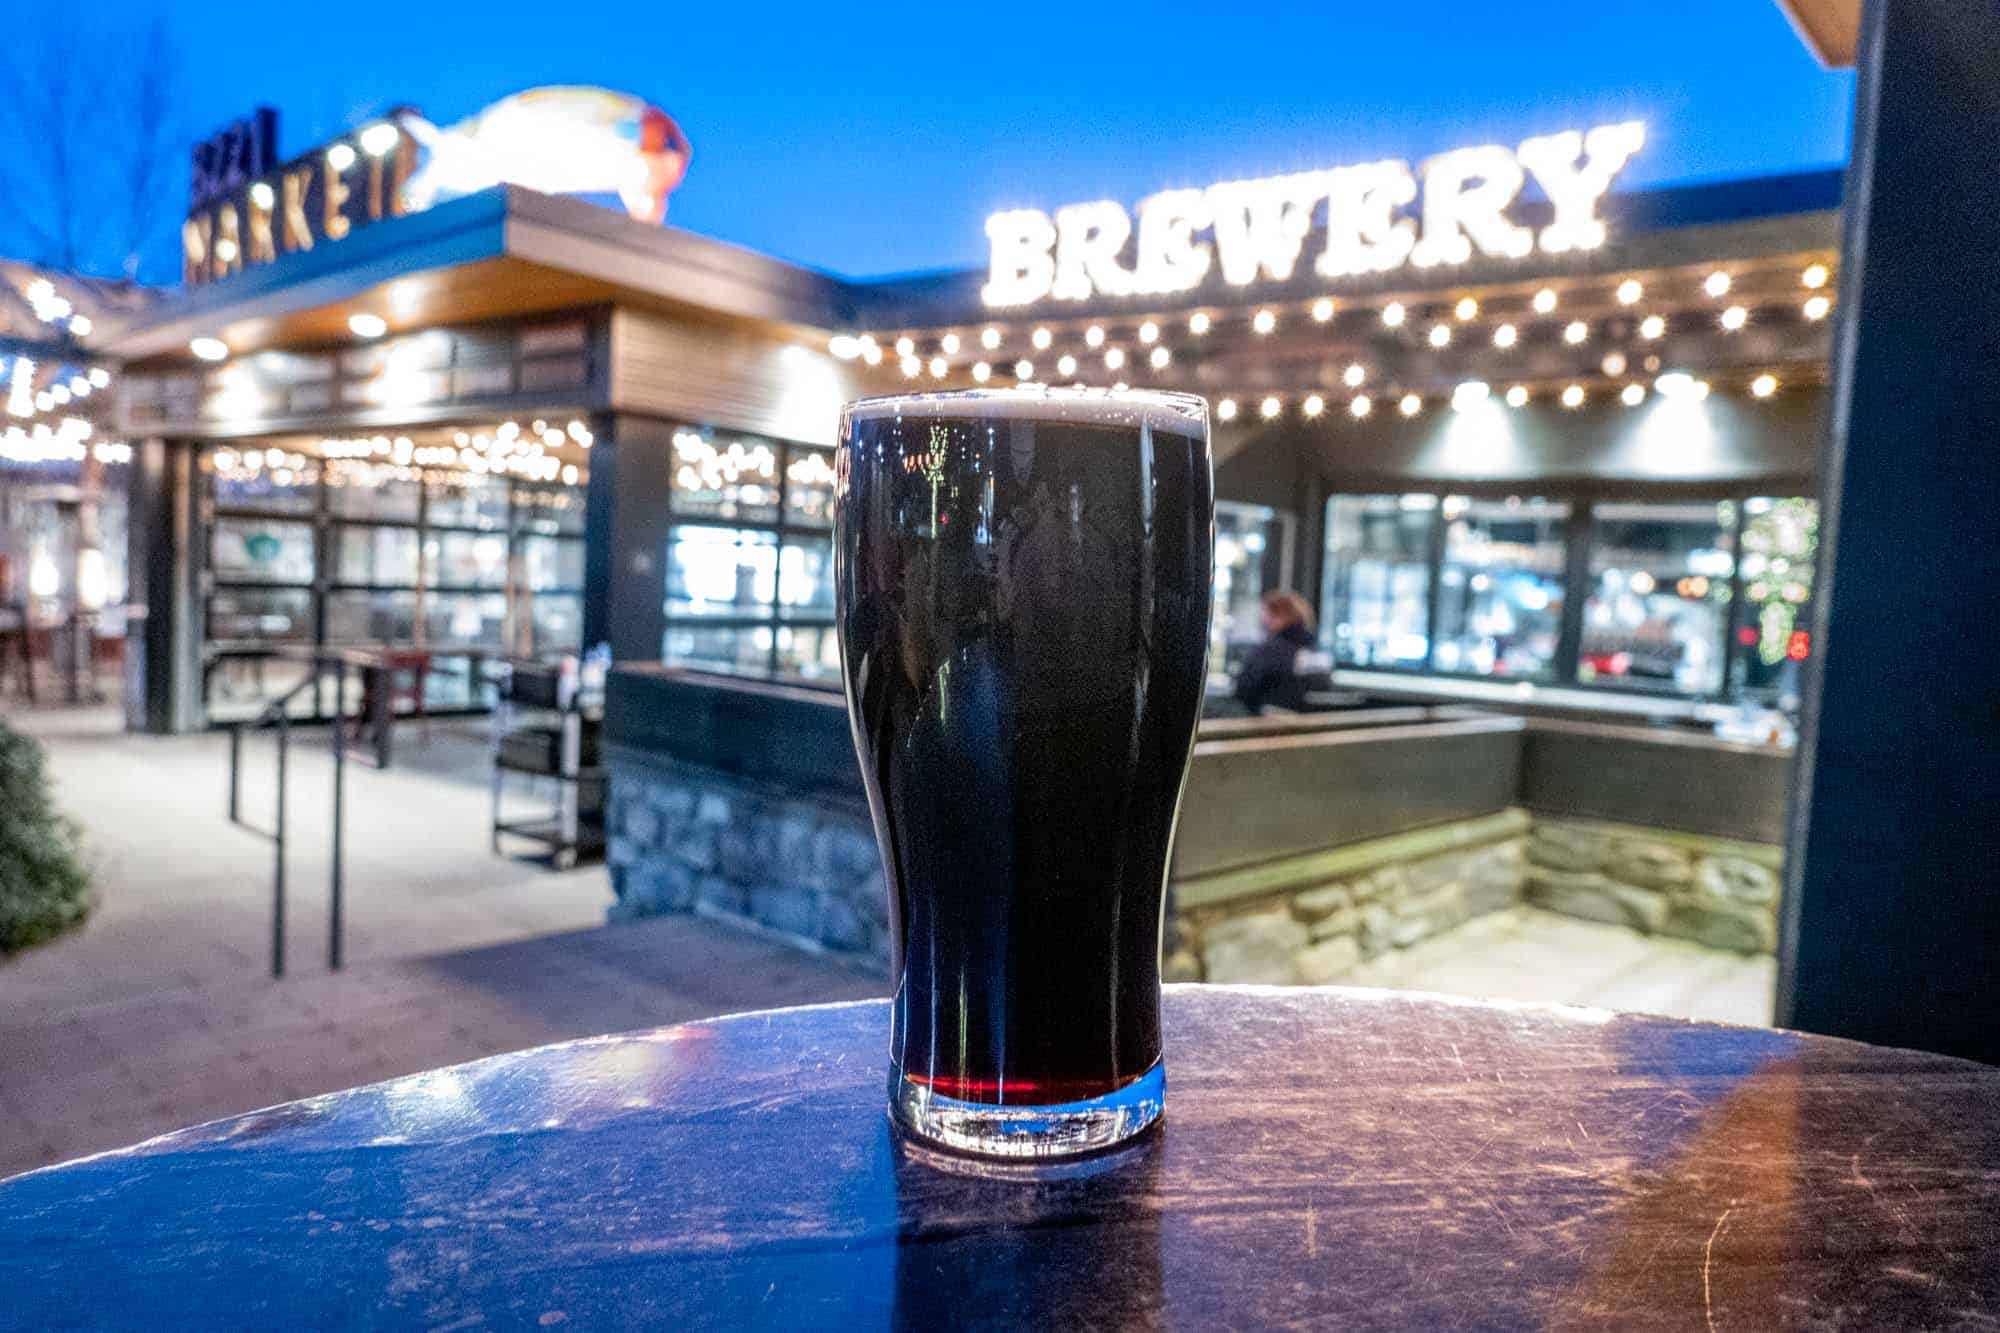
(841, 385), (1208, 434)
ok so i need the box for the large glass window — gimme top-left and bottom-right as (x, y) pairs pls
(660, 425), (840, 682)
(1434, 496), (1569, 679)
(1731, 496), (1819, 699)
(1211, 501), (1296, 678)
(333, 525), (419, 587)
(211, 518), (314, 584)
(1322, 494), (1434, 668)
(1580, 502), (1736, 694)
(426, 530), (510, 589)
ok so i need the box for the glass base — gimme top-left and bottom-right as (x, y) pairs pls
(889, 1059), (1165, 1160)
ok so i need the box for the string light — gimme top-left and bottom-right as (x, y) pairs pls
(981, 327), (1001, 350)
(1188, 312), (1210, 335)
(1602, 352), (1627, 376)
(190, 337), (228, 362)
(1252, 309), (1277, 334)
(1085, 325), (1106, 347)
(1454, 296), (1478, 321)
(971, 362), (992, 383)
(1621, 383), (1646, 406)
(1302, 394), (1325, 417)
(1103, 347), (1125, 370)
(861, 340), (882, 366)
(1217, 398), (1239, 421)
(1138, 320), (1159, 344)
(1428, 323), (1451, 348)
(1639, 314), (1666, 339)
(1803, 295), (1831, 320)
(1057, 354), (1077, 377)
(1802, 263), (1829, 289)
(1563, 320), (1589, 345)
(348, 312), (387, 339)
(1532, 287), (1558, 314)
(1561, 384), (1586, 408)
(1616, 279), (1643, 305)
(1014, 359), (1034, 379)
(941, 333), (961, 354)
(1751, 373), (1779, 398)
(928, 356), (948, 378)
(1343, 363), (1366, 387)
(1031, 328), (1052, 350)
(1720, 305), (1748, 331)
(1505, 385), (1529, 407)
(1311, 297), (1335, 322)
(1705, 271), (1732, 297)
(901, 356), (921, 377)
(827, 335), (861, 359)
(1260, 395), (1282, 419)
(1451, 381), (1490, 411)
(67, 316), (90, 338)
(896, 336), (916, 356)
(1149, 346), (1171, 369)
(327, 143), (357, 172)
(87, 368), (110, 388)
(1349, 394), (1372, 418)
(1398, 394), (1422, 417)
(1381, 302), (1406, 328)
(1492, 323), (1517, 349)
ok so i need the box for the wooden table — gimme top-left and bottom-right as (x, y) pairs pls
(4, 987), (1996, 1329)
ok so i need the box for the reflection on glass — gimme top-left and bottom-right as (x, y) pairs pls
(1731, 496), (1818, 698)
(785, 447), (837, 528)
(1580, 501), (1735, 694)
(211, 456), (319, 513)
(779, 538), (834, 616)
(669, 428), (779, 522)
(334, 524), (419, 587)
(426, 531), (510, 589)
(324, 460), (421, 520)
(325, 589), (416, 642)
(515, 486), (585, 535)
(1434, 496), (1569, 678)
(426, 471), (510, 530)
(206, 587), (314, 642)
(527, 592), (583, 656)
(211, 518), (314, 583)
(1322, 494), (1435, 667)
(425, 592), (508, 647)
(776, 624), (840, 682)
(1211, 501), (1291, 677)
(665, 623), (775, 675)
(667, 526), (778, 618)
(520, 535), (585, 592)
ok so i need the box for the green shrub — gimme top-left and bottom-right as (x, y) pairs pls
(0, 719), (91, 953)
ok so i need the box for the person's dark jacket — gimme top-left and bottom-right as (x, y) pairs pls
(1233, 622), (1335, 714)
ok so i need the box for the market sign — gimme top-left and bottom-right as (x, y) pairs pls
(183, 87), (692, 288)
(981, 122), (1645, 308)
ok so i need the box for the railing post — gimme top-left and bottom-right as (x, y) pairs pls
(228, 725), (241, 824)
(272, 712), (288, 979)
(330, 661), (345, 971)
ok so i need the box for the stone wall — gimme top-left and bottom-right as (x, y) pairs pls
(1525, 817), (1781, 953)
(609, 752), (1783, 985)
(1167, 811), (1531, 985)
(606, 756), (889, 965)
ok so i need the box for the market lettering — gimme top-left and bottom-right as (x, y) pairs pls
(982, 121), (1645, 307)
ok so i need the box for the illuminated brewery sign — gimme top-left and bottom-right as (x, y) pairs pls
(183, 87), (692, 287)
(982, 121), (1645, 308)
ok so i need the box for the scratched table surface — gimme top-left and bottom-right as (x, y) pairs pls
(4, 986), (1997, 1330)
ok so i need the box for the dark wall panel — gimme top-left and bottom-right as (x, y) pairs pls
(1520, 722), (1790, 845)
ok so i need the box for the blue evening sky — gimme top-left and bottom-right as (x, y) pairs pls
(79, 0), (1854, 281)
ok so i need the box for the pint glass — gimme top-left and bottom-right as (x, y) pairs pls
(834, 388), (1213, 1158)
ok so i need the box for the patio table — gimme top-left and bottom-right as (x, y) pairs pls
(4, 985), (1996, 1328)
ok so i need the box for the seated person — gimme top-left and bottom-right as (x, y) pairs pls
(1233, 591), (1335, 714)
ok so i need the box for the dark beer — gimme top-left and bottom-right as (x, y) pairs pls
(835, 389), (1212, 1157)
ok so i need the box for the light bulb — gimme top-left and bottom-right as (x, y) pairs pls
(1399, 394), (1421, 417)
(1031, 328), (1052, 350)
(1343, 364), (1366, 387)
(1138, 320), (1159, 344)
(1455, 296), (1478, 321)
(1252, 310), (1276, 335)
(1381, 303), (1405, 328)
(1428, 324), (1451, 348)
(1217, 398), (1238, 421)
(1705, 271), (1732, 297)
(1621, 383), (1645, 406)
(1085, 325), (1106, 347)
(1349, 394), (1372, 419)
(1720, 306), (1748, 331)
(1640, 314), (1665, 340)
(981, 327), (1001, 350)
(1149, 346), (1170, 369)
(1532, 287), (1558, 314)
(1189, 312), (1211, 335)
(1561, 384), (1585, 409)
(1751, 373), (1779, 398)
(1260, 396), (1282, 419)
(1311, 297), (1335, 322)
(1803, 295), (1831, 320)
(940, 333), (961, 355)
(1616, 279), (1643, 305)
(1302, 394), (1325, 417)
(1564, 321), (1589, 345)
(1492, 323), (1517, 349)
(1505, 385), (1529, 407)
(1802, 263), (1829, 289)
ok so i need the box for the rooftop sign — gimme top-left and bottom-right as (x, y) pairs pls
(981, 122), (1645, 308)
(182, 87), (691, 288)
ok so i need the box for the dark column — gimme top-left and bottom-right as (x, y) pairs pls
(582, 412), (673, 663)
(123, 437), (200, 733)
(1777, 0), (2000, 1063)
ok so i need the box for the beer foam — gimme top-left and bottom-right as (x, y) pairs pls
(843, 387), (1208, 437)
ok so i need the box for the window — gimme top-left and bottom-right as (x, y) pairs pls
(1434, 496), (1569, 679)
(425, 531), (510, 589)
(1730, 496), (1818, 699)
(333, 525), (419, 587)
(211, 518), (314, 584)
(1322, 494), (1435, 668)
(660, 424), (840, 683)
(1580, 502), (1736, 694)
(1212, 501), (1295, 678)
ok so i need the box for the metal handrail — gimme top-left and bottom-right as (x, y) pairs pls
(225, 656), (351, 978)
